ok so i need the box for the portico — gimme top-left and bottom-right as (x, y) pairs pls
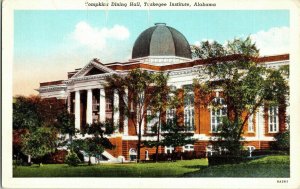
(68, 87), (125, 132)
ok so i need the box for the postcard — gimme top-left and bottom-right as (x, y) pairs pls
(2, 0), (300, 188)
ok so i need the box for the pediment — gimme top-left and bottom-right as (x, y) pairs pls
(85, 67), (106, 76)
(71, 59), (116, 78)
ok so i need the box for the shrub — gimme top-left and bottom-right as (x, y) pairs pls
(271, 130), (290, 152)
(65, 151), (81, 166)
(37, 150), (68, 164)
(251, 149), (289, 156)
(150, 151), (206, 161)
(75, 150), (84, 162)
(208, 155), (248, 166)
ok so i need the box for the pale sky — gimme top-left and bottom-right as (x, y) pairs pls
(13, 10), (289, 96)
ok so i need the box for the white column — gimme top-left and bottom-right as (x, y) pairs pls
(75, 90), (81, 130)
(256, 106), (265, 149)
(123, 88), (128, 135)
(136, 100), (144, 135)
(258, 106), (265, 138)
(67, 92), (71, 113)
(141, 105), (145, 135)
(138, 92), (145, 135)
(28, 155), (31, 163)
(86, 89), (93, 125)
(99, 88), (106, 122)
(114, 89), (120, 129)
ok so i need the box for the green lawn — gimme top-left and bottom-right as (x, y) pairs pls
(185, 155), (290, 177)
(13, 155), (289, 177)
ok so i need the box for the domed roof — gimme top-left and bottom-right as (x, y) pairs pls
(132, 23), (192, 59)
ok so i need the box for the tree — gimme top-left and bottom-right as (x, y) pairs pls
(21, 126), (57, 165)
(13, 96), (41, 131)
(272, 130), (290, 152)
(70, 122), (114, 165)
(55, 109), (76, 140)
(143, 83), (195, 161)
(191, 41), (226, 59)
(144, 73), (171, 162)
(13, 95), (69, 162)
(194, 37), (289, 155)
(106, 69), (168, 162)
(161, 117), (195, 153)
(65, 151), (81, 166)
(144, 116), (195, 161)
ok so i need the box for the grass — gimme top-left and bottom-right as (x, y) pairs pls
(13, 155), (289, 177)
(184, 155), (290, 177)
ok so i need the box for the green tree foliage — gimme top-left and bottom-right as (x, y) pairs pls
(272, 130), (290, 152)
(13, 95), (69, 163)
(21, 127), (57, 163)
(144, 117), (195, 154)
(214, 118), (244, 155)
(144, 73), (172, 162)
(13, 96), (41, 131)
(13, 95), (67, 130)
(65, 151), (81, 166)
(106, 69), (169, 162)
(194, 37), (289, 155)
(191, 41), (226, 59)
(70, 122), (114, 165)
(55, 110), (76, 138)
(143, 85), (191, 161)
(161, 119), (195, 153)
(81, 121), (115, 136)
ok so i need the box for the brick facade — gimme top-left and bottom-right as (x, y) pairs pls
(38, 53), (289, 161)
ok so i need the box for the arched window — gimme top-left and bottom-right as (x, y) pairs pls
(129, 148), (137, 161)
(210, 97), (227, 132)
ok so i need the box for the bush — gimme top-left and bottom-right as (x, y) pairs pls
(251, 149), (289, 156)
(208, 155), (248, 166)
(150, 151), (206, 161)
(271, 131), (290, 151)
(36, 150), (68, 164)
(75, 150), (84, 162)
(65, 151), (81, 166)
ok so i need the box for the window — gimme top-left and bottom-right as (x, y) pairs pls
(210, 97), (227, 132)
(248, 114), (254, 132)
(206, 145), (216, 156)
(269, 106), (279, 133)
(105, 97), (112, 111)
(146, 110), (158, 133)
(184, 92), (194, 131)
(166, 108), (176, 124)
(129, 148), (137, 161)
(105, 97), (113, 120)
(164, 146), (174, 154)
(247, 146), (256, 157)
(182, 144), (194, 152)
(166, 91), (176, 125)
(145, 150), (149, 160)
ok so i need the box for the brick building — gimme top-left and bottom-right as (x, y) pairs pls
(38, 23), (289, 162)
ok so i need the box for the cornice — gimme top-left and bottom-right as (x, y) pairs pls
(37, 85), (67, 92)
